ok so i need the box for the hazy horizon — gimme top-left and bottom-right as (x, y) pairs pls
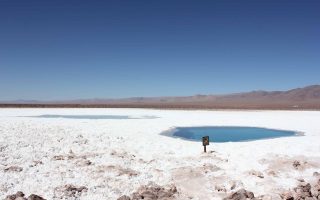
(1, 84), (319, 102)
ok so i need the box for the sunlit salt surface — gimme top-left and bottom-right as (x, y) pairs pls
(26, 115), (158, 119)
(165, 126), (297, 142)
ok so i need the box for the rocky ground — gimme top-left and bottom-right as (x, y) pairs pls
(1, 109), (320, 199)
(5, 175), (320, 200)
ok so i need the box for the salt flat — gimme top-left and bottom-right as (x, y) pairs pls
(0, 108), (320, 199)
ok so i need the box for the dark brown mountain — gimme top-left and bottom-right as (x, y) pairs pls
(1, 85), (320, 109)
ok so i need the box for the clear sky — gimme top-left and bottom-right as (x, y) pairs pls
(0, 0), (319, 100)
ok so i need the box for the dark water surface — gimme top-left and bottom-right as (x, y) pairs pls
(167, 126), (297, 142)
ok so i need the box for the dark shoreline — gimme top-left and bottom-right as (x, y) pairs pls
(1, 103), (320, 110)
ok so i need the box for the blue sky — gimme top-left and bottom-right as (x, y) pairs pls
(0, 0), (319, 100)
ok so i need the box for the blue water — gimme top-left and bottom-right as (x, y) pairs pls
(168, 126), (297, 142)
(29, 115), (158, 119)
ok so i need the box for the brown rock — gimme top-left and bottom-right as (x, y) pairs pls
(54, 184), (88, 198)
(4, 166), (23, 172)
(27, 194), (46, 200)
(5, 194), (19, 200)
(282, 178), (320, 199)
(117, 195), (131, 200)
(5, 196), (14, 200)
(65, 184), (87, 193)
(29, 160), (43, 167)
(15, 192), (25, 197)
(249, 170), (264, 178)
(280, 191), (294, 200)
(131, 183), (177, 200)
(5, 191), (26, 200)
(52, 155), (65, 160)
(5, 191), (45, 200)
(296, 182), (312, 193)
(4, 192), (45, 200)
(291, 181), (313, 199)
(224, 189), (255, 200)
(215, 185), (227, 192)
(293, 160), (302, 170)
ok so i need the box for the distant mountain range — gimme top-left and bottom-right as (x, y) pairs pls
(1, 85), (320, 109)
